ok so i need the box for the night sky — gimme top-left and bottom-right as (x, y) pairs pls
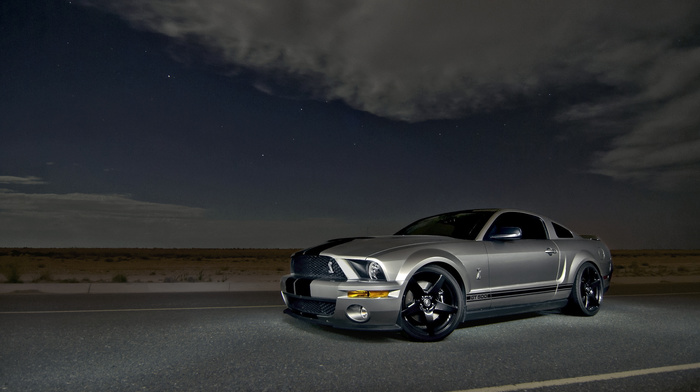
(1, 0), (699, 249)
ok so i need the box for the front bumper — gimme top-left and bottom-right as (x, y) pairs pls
(280, 275), (403, 331)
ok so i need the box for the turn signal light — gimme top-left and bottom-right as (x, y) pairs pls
(347, 290), (390, 298)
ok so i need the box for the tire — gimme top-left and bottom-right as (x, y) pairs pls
(568, 262), (603, 316)
(399, 265), (464, 342)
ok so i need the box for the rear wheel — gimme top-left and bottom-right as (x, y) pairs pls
(568, 262), (603, 316)
(399, 265), (463, 341)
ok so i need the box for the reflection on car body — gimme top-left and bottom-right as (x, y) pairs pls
(281, 209), (613, 341)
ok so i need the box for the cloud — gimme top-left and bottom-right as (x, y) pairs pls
(587, 89), (700, 190)
(0, 190), (365, 247)
(560, 46), (700, 189)
(0, 176), (47, 185)
(0, 190), (206, 247)
(79, 0), (700, 188)
(0, 190), (205, 220)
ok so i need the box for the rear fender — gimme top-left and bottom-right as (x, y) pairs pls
(568, 250), (601, 282)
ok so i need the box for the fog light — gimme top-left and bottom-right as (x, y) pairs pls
(346, 305), (370, 323)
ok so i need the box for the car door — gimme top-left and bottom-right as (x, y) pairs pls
(483, 212), (561, 307)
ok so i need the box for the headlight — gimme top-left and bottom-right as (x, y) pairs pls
(348, 259), (387, 280)
(368, 261), (382, 280)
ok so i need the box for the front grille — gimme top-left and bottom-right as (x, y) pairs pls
(291, 255), (346, 280)
(287, 296), (336, 316)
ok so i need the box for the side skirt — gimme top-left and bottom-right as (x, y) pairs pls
(462, 299), (569, 322)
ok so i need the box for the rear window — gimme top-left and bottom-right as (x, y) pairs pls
(553, 222), (574, 238)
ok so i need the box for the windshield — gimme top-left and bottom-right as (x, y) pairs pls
(395, 210), (495, 240)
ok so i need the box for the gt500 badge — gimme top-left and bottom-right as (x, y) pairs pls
(467, 294), (490, 301)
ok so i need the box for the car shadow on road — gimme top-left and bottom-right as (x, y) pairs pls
(459, 310), (555, 329)
(282, 317), (406, 342)
(282, 310), (562, 342)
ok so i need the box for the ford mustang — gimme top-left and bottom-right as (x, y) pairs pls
(280, 209), (613, 341)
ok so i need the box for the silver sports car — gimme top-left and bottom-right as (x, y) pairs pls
(280, 209), (613, 341)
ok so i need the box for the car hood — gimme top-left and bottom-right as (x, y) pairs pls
(298, 235), (459, 259)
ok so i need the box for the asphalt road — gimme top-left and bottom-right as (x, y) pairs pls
(1, 289), (699, 391)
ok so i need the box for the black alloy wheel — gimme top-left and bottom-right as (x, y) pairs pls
(399, 265), (464, 342)
(569, 262), (603, 316)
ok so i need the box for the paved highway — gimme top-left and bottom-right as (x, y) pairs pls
(1, 290), (698, 391)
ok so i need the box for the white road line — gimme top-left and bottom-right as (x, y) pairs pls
(0, 305), (286, 314)
(608, 291), (700, 297)
(452, 362), (700, 392)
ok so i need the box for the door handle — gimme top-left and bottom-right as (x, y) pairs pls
(545, 248), (558, 256)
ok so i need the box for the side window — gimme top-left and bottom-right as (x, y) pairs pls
(488, 212), (548, 240)
(552, 222), (574, 238)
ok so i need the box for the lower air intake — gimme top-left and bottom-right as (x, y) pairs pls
(287, 297), (336, 316)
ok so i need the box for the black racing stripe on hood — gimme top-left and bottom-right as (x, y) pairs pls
(300, 237), (372, 256)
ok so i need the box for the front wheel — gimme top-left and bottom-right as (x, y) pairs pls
(399, 265), (464, 342)
(568, 262), (603, 316)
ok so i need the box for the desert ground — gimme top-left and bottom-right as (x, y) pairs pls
(1, 248), (699, 284)
(0, 248), (297, 284)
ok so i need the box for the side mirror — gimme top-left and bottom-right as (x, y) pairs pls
(490, 227), (522, 240)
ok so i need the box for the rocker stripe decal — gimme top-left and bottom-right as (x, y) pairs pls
(467, 284), (573, 303)
(491, 285), (559, 299)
